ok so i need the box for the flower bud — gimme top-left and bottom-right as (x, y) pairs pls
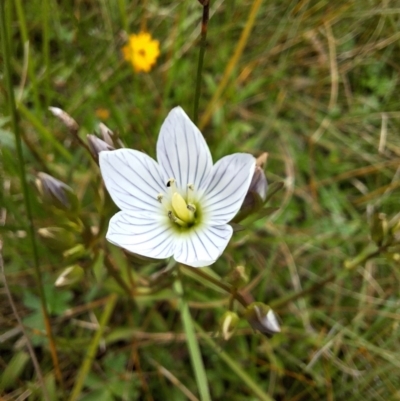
(234, 154), (269, 222)
(370, 212), (388, 246)
(36, 172), (79, 213)
(99, 123), (114, 146)
(49, 107), (79, 134)
(249, 166), (268, 202)
(87, 134), (114, 161)
(219, 311), (240, 341)
(63, 244), (86, 261)
(55, 265), (84, 287)
(244, 302), (281, 337)
(225, 265), (249, 288)
(38, 227), (76, 250)
(98, 123), (124, 148)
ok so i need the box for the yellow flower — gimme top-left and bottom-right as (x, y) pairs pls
(95, 108), (110, 120)
(122, 32), (160, 73)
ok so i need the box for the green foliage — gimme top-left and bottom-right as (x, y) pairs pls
(2, 0), (400, 400)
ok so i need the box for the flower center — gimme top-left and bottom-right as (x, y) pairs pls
(157, 179), (197, 228)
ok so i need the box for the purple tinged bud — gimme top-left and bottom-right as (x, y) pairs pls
(49, 107), (79, 134)
(98, 123), (124, 148)
(87, 134), (114, 161)
(98, 123), (115, 147)
(234, 153), (268, 222)
(248, 166), (268, 202)
(245, 302), (281, 337)
(36, 172), (79, 212)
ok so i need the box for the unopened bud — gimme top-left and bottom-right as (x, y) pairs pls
(370, 212), (388, 246)
(49, 107), (79, 134)
(244, 303), (281, 337)
(38, 227), (76, 250)
(87, 135), (114, 161)
(225, 265), (249, 288)
(255, 152), (268, 168)
(63, 244), (86, 261)
(234, 166), (268, 222)
(55, 265), (84, 287)
(220, 311), (240, 341)
(99, 123), (114, 146)
(98, 123), (124, 148)
(36, 172), (79, 213)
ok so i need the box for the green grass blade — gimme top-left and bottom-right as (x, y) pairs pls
(196, 324), (275, 401)
(175, 268), (211, 401)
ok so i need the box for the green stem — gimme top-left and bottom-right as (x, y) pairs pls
(42, 0), (50, 109)
(0, 0), (64, 389)
(14, 0), (40, 110)
(174, 267), (211, 401)
(181, 264), (248, 307)
(193, 0), (210, 125)
(69, 294), (118, 401)
(196, 323), (275, 401)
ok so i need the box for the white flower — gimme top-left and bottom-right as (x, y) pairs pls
(99, 107), (255, 268)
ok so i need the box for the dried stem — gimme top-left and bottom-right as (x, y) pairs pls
(0, 241), (50, 401)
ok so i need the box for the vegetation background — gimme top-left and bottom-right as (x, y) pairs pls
(1, 0), (400, 400)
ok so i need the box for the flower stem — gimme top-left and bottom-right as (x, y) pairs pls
(196, 323), (275, 401)
(68, 293), (118, 401)
(0, 0), (64, 390)
(181, 264), (248, 307)
(193, 0), (210, 125)
(174, 267), (211, 401)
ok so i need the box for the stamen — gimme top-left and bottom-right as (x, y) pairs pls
(166, 178), (177, 198)
(156, 194), (163, 203)
(168, 210), (187, 227)
(186, 204), (196, 221)
(187, 183), (194, 204)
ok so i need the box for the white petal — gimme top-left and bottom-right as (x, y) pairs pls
(106, 211), (176, 259)
(99, 149), (165, 213)
(174, 224), (233, 268)
(201, 154), (255, 225)
(156, 107), (213, 193)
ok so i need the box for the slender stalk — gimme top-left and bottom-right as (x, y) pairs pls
(196, 323), (275, 401)
(0, 242), (50, 401)
(193, 0), (210, 125)
(0, 0), (64, 389)
(42, 0), (50, 109)
(181, 264), (248, 307)
(14, 0), (40, 110)
(174, 267), (211, 401)
(199, 0), (262, 130)
(68, 293), (118, 401)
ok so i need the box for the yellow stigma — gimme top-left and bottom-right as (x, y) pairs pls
(171, 193), (194, 224)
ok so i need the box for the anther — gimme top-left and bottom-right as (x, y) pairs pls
(187, 204), (196, 213)
(168, 211), (176, 222)
(168, 210), (187, 227)
(157, 194), (163, 203)
(187, 184), (194, 203)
